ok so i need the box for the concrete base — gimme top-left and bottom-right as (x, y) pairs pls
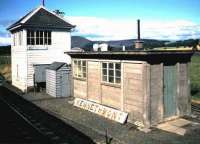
(157, 118), (191, 136)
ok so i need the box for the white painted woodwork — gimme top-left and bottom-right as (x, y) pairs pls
(11, 30), (71, 92)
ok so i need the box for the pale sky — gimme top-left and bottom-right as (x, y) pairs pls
(0, 0), (200, 45)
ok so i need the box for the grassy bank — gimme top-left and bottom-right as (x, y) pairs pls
(190, 53), (200, 101)
(0, 64), (11, 82)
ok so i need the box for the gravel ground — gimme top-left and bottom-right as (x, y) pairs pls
(4, 84), (200, 144)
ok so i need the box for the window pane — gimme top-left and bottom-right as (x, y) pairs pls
(109, 69), (114, 76)
(115, 63), (121, 70)
(115, 77), (121, 83)
(103, 75), (107, 82)
(109, 76), (114, 83)
(78, 60), (81, 66)
(48, 38), (51, 45)
(27, 30), (30, 37)
(78, 60), (81, 77)
(82, 67), (86, 73)
(31, 38), (35, 45)
(109, 63), (113, 69)
(48, 31), (51, 38)
(30, 31), (34, 37)
(27, 37), (30, 45)
(102, 63), (107, 69)
(83, 73), (86, 78)
(103, 69), (107, 75)
(40, 37), (43, 45)
(44, 37), (48, 45)
(82, 61), (86, 67)
(44, 31), (47, 37)
(39, 31), (43, 37)
(36, 31), (39, 37)
(36, 37), (39, 45)
(115, 70), (121, 77)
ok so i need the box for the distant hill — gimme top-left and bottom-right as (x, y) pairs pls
(0, 45), (11, 55)
(72, 36), (199, 51)
(71, 36), (168, 50)
(71, 36), (92, 48)
(165, 39), (199, 48)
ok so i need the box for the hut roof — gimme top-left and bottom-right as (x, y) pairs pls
(47, 62), (66, 71)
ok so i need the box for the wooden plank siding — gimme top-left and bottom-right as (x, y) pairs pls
(123, 63), (145, 124)
(163, 65), (177, 118)
(150, 64), (164, 125)
(46, 70), (57, 97)
(101, 84), (121, 109)
(74, 79), (87, 99)
(87, 61), (101, 103)
(177, 63), (191, 115)
(72, 58), (191, 127)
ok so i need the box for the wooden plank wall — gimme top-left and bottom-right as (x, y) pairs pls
(46, 70), (56, 97)
(177, 63), (190, 115)
(150, 64), (163, 125)
(87, 61), (101, 103)
(101, 85), (121, 109)
(123, 63), (144, 123)
(74, 79), (87, 99)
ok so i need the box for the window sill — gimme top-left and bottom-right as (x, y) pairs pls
(27, 45), (49, 50)
(101, 82), (121, 88)
(73, 77), (87, 81)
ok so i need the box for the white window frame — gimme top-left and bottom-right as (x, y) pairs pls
(27, 30), (51, 46)
(101, 62), (121, 84)
(73, 59), (87, 79)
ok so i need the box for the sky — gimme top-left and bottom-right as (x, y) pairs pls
(0, 0), (200, 45)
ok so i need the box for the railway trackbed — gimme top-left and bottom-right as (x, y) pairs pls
(0, 97), (51, 144)
(0, 86), (95, 144)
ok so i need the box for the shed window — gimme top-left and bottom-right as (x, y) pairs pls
(27, 30), (51, 45)
(102, 62), (121, 84)
(73, 60), (87, 78)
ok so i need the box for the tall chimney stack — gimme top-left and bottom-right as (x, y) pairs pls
(135, 19), (144, 50)
(137, 19), (140, 40)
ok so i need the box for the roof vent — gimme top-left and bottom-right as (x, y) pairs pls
(93, 43), (108, 51)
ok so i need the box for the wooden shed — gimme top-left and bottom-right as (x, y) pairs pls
(46, 62), (71, 97)
(67, 50), (194, 128)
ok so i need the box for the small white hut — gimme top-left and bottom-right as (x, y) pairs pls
(46, 62), (71, 97)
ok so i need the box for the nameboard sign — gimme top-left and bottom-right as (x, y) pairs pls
(74, 98), (128, 124)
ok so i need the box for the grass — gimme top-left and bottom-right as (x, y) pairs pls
(190, 53), (200, 101)
(0, 64), (11, 82)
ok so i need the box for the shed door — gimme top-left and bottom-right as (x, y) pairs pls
(164, 65), (177, 118)
(60, 71), (71, 97)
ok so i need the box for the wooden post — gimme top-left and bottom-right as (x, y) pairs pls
(143, 63), (150, 128)
(121, 62), (124, 111)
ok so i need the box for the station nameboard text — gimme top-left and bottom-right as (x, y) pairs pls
(74, 98), (128, 124)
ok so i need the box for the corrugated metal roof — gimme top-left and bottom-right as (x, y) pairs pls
(47, 62), (66, 71)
